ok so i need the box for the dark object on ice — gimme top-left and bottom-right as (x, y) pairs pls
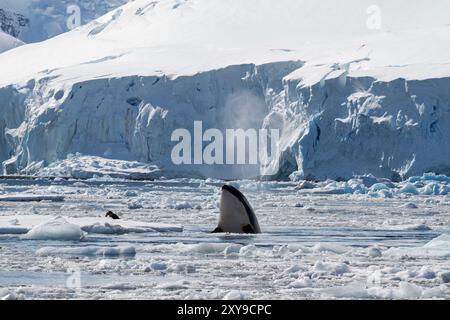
(212, 185), (261, 234)
(211, 227), (223, 233)
(106, 211), (120, 220)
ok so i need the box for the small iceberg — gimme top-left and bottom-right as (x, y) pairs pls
(21, 216), (85, 241)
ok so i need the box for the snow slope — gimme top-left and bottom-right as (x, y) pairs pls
(0, 30), (23, 53)
(1, 0), (450, 180)
(0, 0), (129, 43)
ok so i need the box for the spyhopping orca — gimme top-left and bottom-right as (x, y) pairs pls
(212, 185), (261, 234)
(105, 211), (120, 220)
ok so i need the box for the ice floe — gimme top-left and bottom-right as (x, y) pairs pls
(386, 234), (450, 258)
(313, 261), (351, 276)
(22, 217), (85, 241)
(36, 246), (136, 257)
(0, 215), (183, 237)
(294, 173), (450, 197)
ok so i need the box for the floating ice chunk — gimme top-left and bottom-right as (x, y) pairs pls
(168, 262), (196, 274)
(422, 286), (447, 299)
(393, 270), (417, 281)
(272, 245), (290, 257)
(288, 277), (313, 289)
(440, 272), (450, 283)
(357, 175), (395, 188)
(22, 216), (85, 241)
(439, 185), (450, 195)
(408, 173), (450, 184)
(313, 261), (350, 276)
(239, 245), (258, 257)
(36, 246), (136, 257)
(0, 289), (23, 300)
(73, 182), (87, 187)
(368, 189), (393, 198)
(144, 261), (168, 272)
(367, 270), (383, 285)
(283, 264), (305, 274)
(8, 218), (20, 225)
(424, 234), (450, 249)
(395, 282), (422, 299)
(370, 183), (390, 192)
(156, 280), (189, 290)
(189, 243), (232, 254)
(124, 190), (138, 197)
(172, 201), (201, 210)
(421, 183), (441, 196)
(311, 187), (349, 195)
(424, 199), (439, 205)
(127, 201), (143, 209)
(398, 184), (419, 195)
(418, 267), (436, 280)
(400, 202), (418, 209)
(95, 259), (122, 271)
(386, 234), (450, 258)
(321, 284), (370, 299)
(82, 222), (129, 234)
(223, 290), (246, 300)
(379, 189), (394, 198)
(366, 282), (424, 299)
(295, 181), (316, 190)
(47, 186), (64, 193)
(81, 222), (174, 234)
(313, 243), (350, 254)
(288, 244), (311, 255)
(368, 247), (382, 258)
(223, 244), (242, 257)
(262, 202), (278, 208)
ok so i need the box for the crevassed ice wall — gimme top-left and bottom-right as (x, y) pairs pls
(1, 60), (450, 180)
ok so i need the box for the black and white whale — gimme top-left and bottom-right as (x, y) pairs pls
(212, 185), (261, 234)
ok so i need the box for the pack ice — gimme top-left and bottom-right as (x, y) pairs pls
(1, 0), (450, 180)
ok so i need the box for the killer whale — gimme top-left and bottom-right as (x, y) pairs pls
(212, 185), (261, 234)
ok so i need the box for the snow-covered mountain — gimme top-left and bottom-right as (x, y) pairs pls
(0, 7), (29, 39)
(0, 30), (24, 53)
(1, 0), (450, 180)
(0, 0), (128, 43)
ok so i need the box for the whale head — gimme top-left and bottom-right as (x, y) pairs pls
(212, 185), (261, 234)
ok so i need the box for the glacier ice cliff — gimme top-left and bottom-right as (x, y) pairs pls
(284, 73), (450, 181)
(1, 60), (450, 181)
